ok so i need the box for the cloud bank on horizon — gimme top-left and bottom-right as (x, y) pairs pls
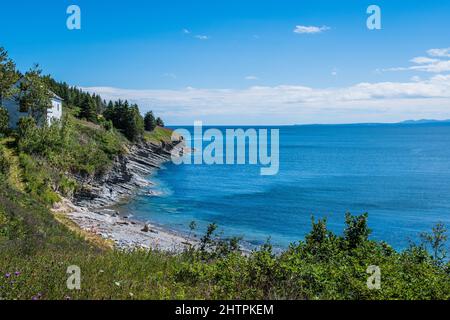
(83, 47), (450, 125)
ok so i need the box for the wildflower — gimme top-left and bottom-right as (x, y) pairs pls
(31, 293), (43, 300)
(114, 281), (121, 287)
(5, 273), (11, 278)
(14, 271), (21, 276)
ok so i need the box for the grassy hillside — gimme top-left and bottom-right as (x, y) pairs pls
(0, 182), (198, 300)
(144, 126), (175, 145)
(0, 137), (24, 191)
(8, 115), (129, 205)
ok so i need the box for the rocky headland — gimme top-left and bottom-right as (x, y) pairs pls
(53, 139), (196, 252)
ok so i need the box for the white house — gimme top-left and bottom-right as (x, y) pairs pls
(46, 93), (64, 125)
(1, 83), (63, 128)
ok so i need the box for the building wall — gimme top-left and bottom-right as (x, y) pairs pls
(2, 98), (28, 129)
(1, 97), (63, 128)
(47, 98), (63, 125)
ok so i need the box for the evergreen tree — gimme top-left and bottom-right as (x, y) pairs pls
(0, 47), (19, 104)
(144, 111), (157, 131)
(0, 107), (9, 135)
(79, 95), (97, 122)
(156, 117), (165, 127)
(92, 93), (104, 114)
(126, 104), (144, 141)
(18, 65), (52, 121)
(104, 100), (144, 141)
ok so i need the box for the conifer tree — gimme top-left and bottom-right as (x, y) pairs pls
(18, 65), (52, 121)
(0, 47), (19, 104)
(144, 111), (157, 131)
(156, 117), (165, 127)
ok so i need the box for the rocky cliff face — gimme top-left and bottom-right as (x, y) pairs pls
(74, 141), (181, 209)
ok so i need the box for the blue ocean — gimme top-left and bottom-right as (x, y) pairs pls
(122, 123), (450, 250)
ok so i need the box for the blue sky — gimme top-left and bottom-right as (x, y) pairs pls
(1, 0), (450, 124)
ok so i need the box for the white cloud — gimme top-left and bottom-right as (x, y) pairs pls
(414, 60), (450, 73)
(82, 74), (450, 125)
(384, 61), (450, 73)
(410, 57), (439, 64)
(182, 29), (210, 40)
(195, 35), (210, 40)
(293, 25), (330, 34)
(427, 48), (450, 58)
(383, 48), (450, 73)
(331, 68), (338, 76)
(162, 73), (177, 79)
(245, 75), (259, 81)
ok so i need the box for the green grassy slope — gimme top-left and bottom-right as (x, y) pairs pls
(144, 126), (176, 145)
(0, 181), (203, 300)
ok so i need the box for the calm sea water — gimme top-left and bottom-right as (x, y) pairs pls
(123, 124), (450, 250)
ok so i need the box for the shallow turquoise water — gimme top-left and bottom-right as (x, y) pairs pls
(123, 124), (450, 250)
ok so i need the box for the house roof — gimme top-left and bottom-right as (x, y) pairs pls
(14, 78), (64, 101)
(50, 91), (63, 101)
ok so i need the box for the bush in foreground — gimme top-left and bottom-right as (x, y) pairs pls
(175, 215), (449, 300)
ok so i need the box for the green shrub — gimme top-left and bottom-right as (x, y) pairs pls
(0, 144), (9, 176)
(0, 107), (9, 136)
(17, 117), (38, 148)
(57, 175), (78, 198)
(19, 153), (60, 205)
(344, 212), (371, 249)
(174, 216), (450, 300)
(17, 115), (125, 178)
(102, 119), (113, 131)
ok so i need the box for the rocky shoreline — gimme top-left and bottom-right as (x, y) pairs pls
(75, 141), (176, 208)
(53, 139), (196, 252)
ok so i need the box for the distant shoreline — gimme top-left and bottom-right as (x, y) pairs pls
(167, 119), (450, 128)
(293, 119), (450, 127)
